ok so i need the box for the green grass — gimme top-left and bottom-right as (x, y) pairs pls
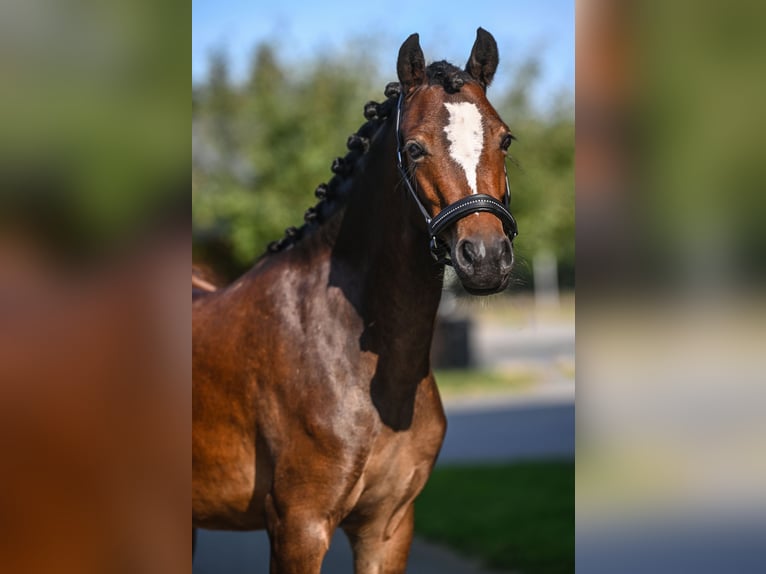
(415, 462), (574, 574)
(433, 369), (539, 398)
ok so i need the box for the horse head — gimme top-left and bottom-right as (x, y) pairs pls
(396, 28), (517, 295)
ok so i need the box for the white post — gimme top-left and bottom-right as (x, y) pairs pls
(534, 249), (560, 311)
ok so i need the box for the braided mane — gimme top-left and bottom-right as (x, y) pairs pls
(267, 61), (471, 254)
(265, 81), (400, 254)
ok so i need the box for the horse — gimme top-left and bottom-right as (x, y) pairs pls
(192, 28), (518, 573)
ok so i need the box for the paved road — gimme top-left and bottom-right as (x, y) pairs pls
(192, 397), (574, 573)
(438, 398), (575, 464)
(578, 516), (766, 574)
(193, 529), (507, 574)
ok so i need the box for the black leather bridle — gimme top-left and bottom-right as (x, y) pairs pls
(395, 93), (519, 265)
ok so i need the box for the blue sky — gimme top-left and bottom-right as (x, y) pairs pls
(192, 0), (574, 110)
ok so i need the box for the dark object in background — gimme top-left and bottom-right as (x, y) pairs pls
(431, 316), (473, 369)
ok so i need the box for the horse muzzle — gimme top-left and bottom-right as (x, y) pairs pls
(427, 193), (517, 294)
(452, 233), (514, 294)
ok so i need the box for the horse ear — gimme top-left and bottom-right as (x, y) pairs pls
(397, 33), (426, 94)
(465, 27), (498, 89)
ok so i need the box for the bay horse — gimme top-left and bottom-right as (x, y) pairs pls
(193, 28), (518, 573)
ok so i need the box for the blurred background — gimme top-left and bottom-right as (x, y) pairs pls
(577, 0), (766, 572)
(0, 1), (188, 573)
(192, 1), (574, 573)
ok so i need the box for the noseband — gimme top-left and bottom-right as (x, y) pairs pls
(395, 93), (519, 265)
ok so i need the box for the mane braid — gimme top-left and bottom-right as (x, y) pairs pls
(266, 82), (402, 254)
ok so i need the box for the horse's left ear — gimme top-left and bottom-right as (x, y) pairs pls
(465, 27), (499, 90)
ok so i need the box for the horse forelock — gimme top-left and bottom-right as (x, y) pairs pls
(425, 61), (472, 94)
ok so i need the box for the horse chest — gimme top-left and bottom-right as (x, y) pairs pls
(338, 416), (443, 531)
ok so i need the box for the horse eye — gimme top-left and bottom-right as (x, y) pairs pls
(406, 142), (426, 160)
(500, 134), (514, 151)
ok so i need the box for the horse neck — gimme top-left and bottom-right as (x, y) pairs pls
(324, 117), (445, 363)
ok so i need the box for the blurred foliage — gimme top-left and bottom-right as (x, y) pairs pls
(497, 61), (575, 287)
(192, 43), (573, 284)
(1, 0), (188, 257)
(640, 0), (766, 285)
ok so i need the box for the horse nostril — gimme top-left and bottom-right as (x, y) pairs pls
(460, 240), (477, 266)
(498, 238), (513, 272)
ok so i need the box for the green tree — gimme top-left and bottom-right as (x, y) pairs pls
(497, 59), (575, 288)
(193, 44), (380, 276)
(206, 49), (238, 157)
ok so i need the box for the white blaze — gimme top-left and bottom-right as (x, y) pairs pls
(443, 102), (484, 194)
